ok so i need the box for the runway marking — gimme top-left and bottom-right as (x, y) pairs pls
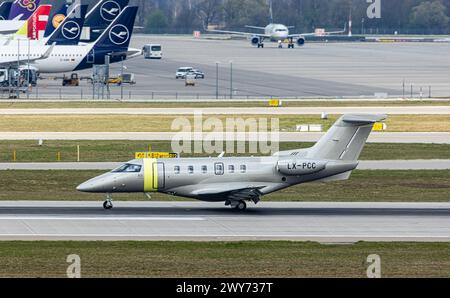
(0, 216), (205, 221)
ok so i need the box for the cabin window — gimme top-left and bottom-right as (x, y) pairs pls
(174, 166), (180, 174)
(240, 165), (247, 173)
(215, 163), (224, 175)
(228, 165), (235, 173)
(188, 166), (194, 174)
(201, 165), (208, 174)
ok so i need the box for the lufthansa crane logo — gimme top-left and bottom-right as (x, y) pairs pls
(52, 14), (66, 29)
(100, 1), (121, 22)
(61, 21), (81, 40)
(109, 24), (129, 45)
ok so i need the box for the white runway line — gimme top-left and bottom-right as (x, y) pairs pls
(0, 216), (205, 221)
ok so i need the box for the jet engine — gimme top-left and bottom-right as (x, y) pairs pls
(251, 36), (261, 46)
(297, 37), (306, 46)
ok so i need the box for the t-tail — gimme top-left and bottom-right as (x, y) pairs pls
(0, 2), (13, 20)
(45, 4), (88, 46)
(15, 4), (51, 40)
(93, 6), (138, 52)
(307, 114), (387, 161)
(81, 0), (130, 42)
(8, 0), (41, 21)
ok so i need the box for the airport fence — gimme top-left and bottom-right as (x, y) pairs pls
(0, 84), (447, 101)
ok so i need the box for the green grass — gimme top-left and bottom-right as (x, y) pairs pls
(0, 170), (448, 202)
(0, 114), (449, 132)
(2, 141), (450, 162)
(0, 100), (449, 109)
(0, 241), (448, 277)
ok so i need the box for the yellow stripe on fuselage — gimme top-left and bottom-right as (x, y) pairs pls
(144, 158), (158, 192)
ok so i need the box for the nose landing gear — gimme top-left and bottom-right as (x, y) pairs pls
(103, 194), (113, 210)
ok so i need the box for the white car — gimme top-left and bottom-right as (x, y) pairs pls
(176, 67), (194, 79)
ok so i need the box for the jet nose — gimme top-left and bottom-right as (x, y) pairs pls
(76, 181), (95, 192)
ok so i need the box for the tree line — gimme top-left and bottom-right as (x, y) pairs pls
(52, 0), (450, 34)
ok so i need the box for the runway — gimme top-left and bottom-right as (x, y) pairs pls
(1, 132), (449, 144)
(0, 201), (449, 242)
(1, 160), (449, 170)
(0, 106), (449, 115)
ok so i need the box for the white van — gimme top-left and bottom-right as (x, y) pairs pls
(143, 44), (162, 59)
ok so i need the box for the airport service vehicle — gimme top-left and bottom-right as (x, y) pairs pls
(78, 114), (386, 211)
(109, 73), (135, 85)
(185, 73), (196, 86)
(208, 0), (345, 48)
(176, 67), (194, 79)
(62, 73), (79, 86)
(0, 6), (141, 74)
(189, 69), (205, 79)
(143, 44), (162, 59)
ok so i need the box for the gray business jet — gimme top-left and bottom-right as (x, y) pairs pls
(77, 114), (386, 211)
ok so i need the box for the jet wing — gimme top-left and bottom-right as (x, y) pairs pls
(288, 24), (347, 38)
(192, 183), (266, 202)
(207, 29), (271, 38)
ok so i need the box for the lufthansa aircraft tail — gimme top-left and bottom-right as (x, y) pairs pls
(45, 4), (88, 46)
(8, 0), (41, 21)
(306, 114), (387, 162)
(81, 0), (130, 42)
(93, 6), (138, 51)
(0, 2), (13, 20)
(43, 1), (70, 38)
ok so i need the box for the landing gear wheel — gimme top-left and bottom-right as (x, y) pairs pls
(257, 43), (264, 48)
(103, 194), (113, 210)
(235, 201), (247, 211)
(103, 200), (113, 210)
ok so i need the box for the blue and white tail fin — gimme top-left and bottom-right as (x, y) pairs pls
(43, 1), (70, 38)
(81, 0), (130, 42)
(0, 2), (12, 20)
(93, 6), (138, 51)
(45, 4), (88, 46)
(8, 0), (41, 21)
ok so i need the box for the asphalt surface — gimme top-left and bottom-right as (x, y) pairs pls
(1, 132), (449, 143)
(1, 160), (449, 171)
(0, 201), (448, 242)
(13, 35), (450, 99)
(1, 106), (449, 114)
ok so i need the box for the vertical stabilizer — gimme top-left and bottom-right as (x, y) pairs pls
(306, 114), (387, 161)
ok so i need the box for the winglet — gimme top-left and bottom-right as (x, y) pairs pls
(41, 42), (56, 60)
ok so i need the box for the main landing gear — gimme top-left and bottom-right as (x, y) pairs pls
(103, 194), (113, 210)
(288, 38), (295, 49)
(226, 200), (247, 211)
(257, 43), (264, 48)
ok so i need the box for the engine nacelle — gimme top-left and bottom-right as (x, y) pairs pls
(297, 37), (306, 46)
(277, 159), (326, 176)
(251, 36), (261, 46)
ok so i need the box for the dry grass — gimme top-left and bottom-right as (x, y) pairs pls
(0, 114), (448, 132)
(0, 241), (449, 277)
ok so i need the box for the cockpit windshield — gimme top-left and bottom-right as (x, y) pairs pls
(275, 29), (287, 32)
(112, 164), (142, 173)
